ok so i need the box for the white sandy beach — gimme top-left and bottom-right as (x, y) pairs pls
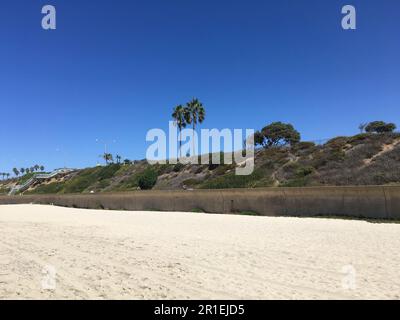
(0, 204), (399, 300)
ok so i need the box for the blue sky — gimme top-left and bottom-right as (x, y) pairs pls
(1, 0), (399, 172)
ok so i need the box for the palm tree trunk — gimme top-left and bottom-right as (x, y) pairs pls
(192, 123), (195, 156)
(179, 127), (182, 159)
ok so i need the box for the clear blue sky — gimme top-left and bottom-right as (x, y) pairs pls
(1, 0), (399, 172)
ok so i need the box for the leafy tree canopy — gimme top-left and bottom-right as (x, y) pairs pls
(365, 121), (396, 133)
(255, 122), (301, 148)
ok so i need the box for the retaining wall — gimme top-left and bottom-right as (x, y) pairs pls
(0, 186), (399, 219)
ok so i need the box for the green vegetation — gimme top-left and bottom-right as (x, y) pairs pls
(173, 163), (185, 172)
(25, 182), (65, 194)
(5, 119), (399, 195)
(0, 164), (45, 184)
(281, 165), (316, 187)
(172, 105), (187, 158)
(138, 167), (158, 190)
(306, 215), (400, 225)
(184, 98), (205, 156)
(0, 186), (10, 195)
(25, 165), (123, 194)
(255, 122), (301, 148)
(0, 173), (10, 180)
(200, 168), (273, 189)
(172, 98), (206, 157)
(61, 164), (121, 193)
(112, 174), (140, 191)
(102, 153), (114, 165)
(18, 172), (47, 185)
(236, 210), (260, 216)
(365, 121), (396, 134)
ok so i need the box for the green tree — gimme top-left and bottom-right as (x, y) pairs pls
(255, 122), (301, 148)
(253, 131), (265, 147)
(20, 168), (25, 175)
(40, 165), (45, 171)
(184, 98), (205, 156)
(365, 121), (397, 133)
(172, 105), (187, 158)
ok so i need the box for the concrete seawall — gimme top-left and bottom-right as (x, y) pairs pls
(1, 186), (399, 219)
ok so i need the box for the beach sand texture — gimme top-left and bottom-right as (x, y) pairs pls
(0, 204), (399, 300)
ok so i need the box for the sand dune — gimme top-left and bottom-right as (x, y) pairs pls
(0, 204), (399, 300)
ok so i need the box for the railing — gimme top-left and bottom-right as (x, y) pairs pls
(8, 168), (75, 195)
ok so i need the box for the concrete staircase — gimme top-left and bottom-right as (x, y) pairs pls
(8, 168), (75, 195)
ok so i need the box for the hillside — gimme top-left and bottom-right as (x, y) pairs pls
(1, 132), (399, 195)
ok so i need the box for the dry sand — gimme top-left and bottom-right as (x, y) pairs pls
(0, 204), (400, 300)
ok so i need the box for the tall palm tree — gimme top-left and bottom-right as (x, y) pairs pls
(13, 168), (19, 177)
(20, 168), (25, 175)
(102, 153), (113, 165)
(172, 105), (187, 158)
(184, 98), (205, 156)
(40, 165), (45, 171)
(34, 164), (40, 172)
(115, 155), (122, 164)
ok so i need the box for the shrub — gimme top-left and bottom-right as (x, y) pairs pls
(292, 141), (316, 150)
(207, 152), (234, 170)
(25, 182), (64, 194)
(348, 133), (370, 144)
(138, 168), (158, 190)
(173, 163), (185, 172)
(155, 164), (173, 175)
(281, 176), (311, 187)
(200, 168), (266, 189)
(194, 165), (205, 174)
(60, 165), (121, 194)
(97, 164), (121, 180)
(296, 166), (315, 177)
(183, 178), (202, 187)
(325, 136), (349, 148)
(213, 164), (235, 176)
(208, 163), (219, 171)
(0, 186), (10, 195)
